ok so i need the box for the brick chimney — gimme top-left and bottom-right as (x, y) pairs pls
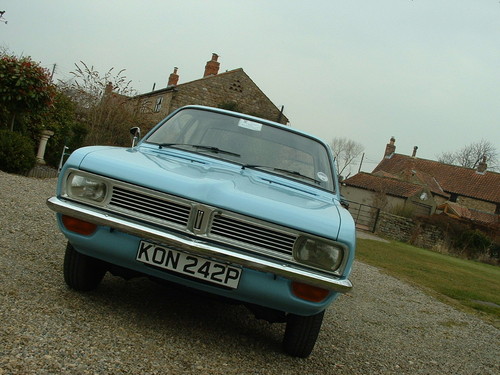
(104, 82), (113, 96)
(477, 156), (487, 174)
(384, 136), (396, 158)
(168, 67), (179, 86)
(412, 146), (418, 158)
(203, 53), (220, 77)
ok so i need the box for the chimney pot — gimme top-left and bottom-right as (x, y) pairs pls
(168, 67), (179, 86)
(204, 53), (220, 77)
(104, 82), (113, 96)
(412, 146), (418, 158)
(384, 136), (396, 158)
(477, 156), (488, 173)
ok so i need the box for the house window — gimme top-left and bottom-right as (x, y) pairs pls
(449, 193), (458, 202)
(496, 204), (500, 215)
(154, 97), (163, 112)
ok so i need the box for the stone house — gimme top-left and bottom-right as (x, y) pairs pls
(342, 137), (500, 222)
(341, 172), (439, 216)
(127, 54), (288, 130)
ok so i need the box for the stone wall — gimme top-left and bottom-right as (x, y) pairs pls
(375, 211), (445, 250)
(131, 91), (175, 127)
(169, 69), (287, 124)
(128, 69), (288, 129)
(457, 196), (496, 214)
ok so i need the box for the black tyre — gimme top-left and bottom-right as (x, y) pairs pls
(63, 242), (106, 291)
(283, 310), (325, 358)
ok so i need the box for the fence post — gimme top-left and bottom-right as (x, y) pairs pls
(372, 208), (381, 233)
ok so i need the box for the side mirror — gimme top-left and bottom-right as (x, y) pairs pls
(130, 127), (141, 147)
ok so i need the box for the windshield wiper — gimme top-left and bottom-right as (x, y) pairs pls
(191, 145), (241, 157)
(273, 168), (322, 184)
(158, 143), (240, 157)
(242, 165), (321, 184)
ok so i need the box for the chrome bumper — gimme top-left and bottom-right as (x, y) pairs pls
(47, 196), (352, 293)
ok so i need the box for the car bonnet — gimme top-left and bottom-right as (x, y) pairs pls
(76, 146), (343, 240)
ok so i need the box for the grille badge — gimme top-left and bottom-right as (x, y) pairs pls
(194, 209), (205, 230)
(191, 205), (212, 234)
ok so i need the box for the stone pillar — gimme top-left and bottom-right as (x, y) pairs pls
(36, 130), (54, 164)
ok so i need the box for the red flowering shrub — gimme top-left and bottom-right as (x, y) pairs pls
(0, 55), (56, 130)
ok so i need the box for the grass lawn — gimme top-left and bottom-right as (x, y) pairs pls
(356, 238), (500, 328)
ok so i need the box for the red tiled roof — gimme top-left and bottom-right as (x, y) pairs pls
(373, 154), (500, 203)
(373, 169), (448, 198)
(438, 202), (499, 224)
(343, 172), (426, 198)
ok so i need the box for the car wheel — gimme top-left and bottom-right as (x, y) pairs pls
(63, 242), (106, 291)
(282, 310), (325, 358)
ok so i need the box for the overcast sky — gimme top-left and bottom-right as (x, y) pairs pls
(1, 0), (499, 173)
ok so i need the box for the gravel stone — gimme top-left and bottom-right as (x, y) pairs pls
(0, 170), (498, 374)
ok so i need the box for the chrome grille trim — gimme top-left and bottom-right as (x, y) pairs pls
(109, 186), (191, 227)
(210, 214), (297, 256)
(63, 169), (301, 261)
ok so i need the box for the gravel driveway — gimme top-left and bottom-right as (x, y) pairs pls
(0, 171), (498, 375)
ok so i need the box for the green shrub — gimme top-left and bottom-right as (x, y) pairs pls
(0, 130), (36, 174)
(44, 123), (88, 167)
(455, 229), (492, 259)
(489, 243), (500, 259)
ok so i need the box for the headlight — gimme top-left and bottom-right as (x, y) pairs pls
(67, 173), (108, 203)
(294, 237), (345, 272)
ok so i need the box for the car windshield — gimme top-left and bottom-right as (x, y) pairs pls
(145, 108), (335, 191)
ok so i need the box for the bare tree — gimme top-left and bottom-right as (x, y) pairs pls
(330, 137), (364, 179)
(0, 10), (7, 24)
(58, 62), (139, 146)
(437, 139), (499, 171)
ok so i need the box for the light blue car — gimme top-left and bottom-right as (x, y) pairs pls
(47, 105), (355, 358)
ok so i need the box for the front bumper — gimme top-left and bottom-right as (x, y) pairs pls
(47, 196), (352, 293)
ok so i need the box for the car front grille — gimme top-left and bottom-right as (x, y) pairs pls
(109, 186), (191, 227)
(210, 214), (297, 256)
(105, 183), (297, 259)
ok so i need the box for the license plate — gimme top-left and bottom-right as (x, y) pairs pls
(136, 241), (241, 289)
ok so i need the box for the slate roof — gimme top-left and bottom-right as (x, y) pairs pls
(343, 172), (426, 199)
(373, 154), (500, 204)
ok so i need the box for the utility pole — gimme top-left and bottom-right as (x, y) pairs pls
(50, 63), (57, 81)
(358, 152), (365, 173)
